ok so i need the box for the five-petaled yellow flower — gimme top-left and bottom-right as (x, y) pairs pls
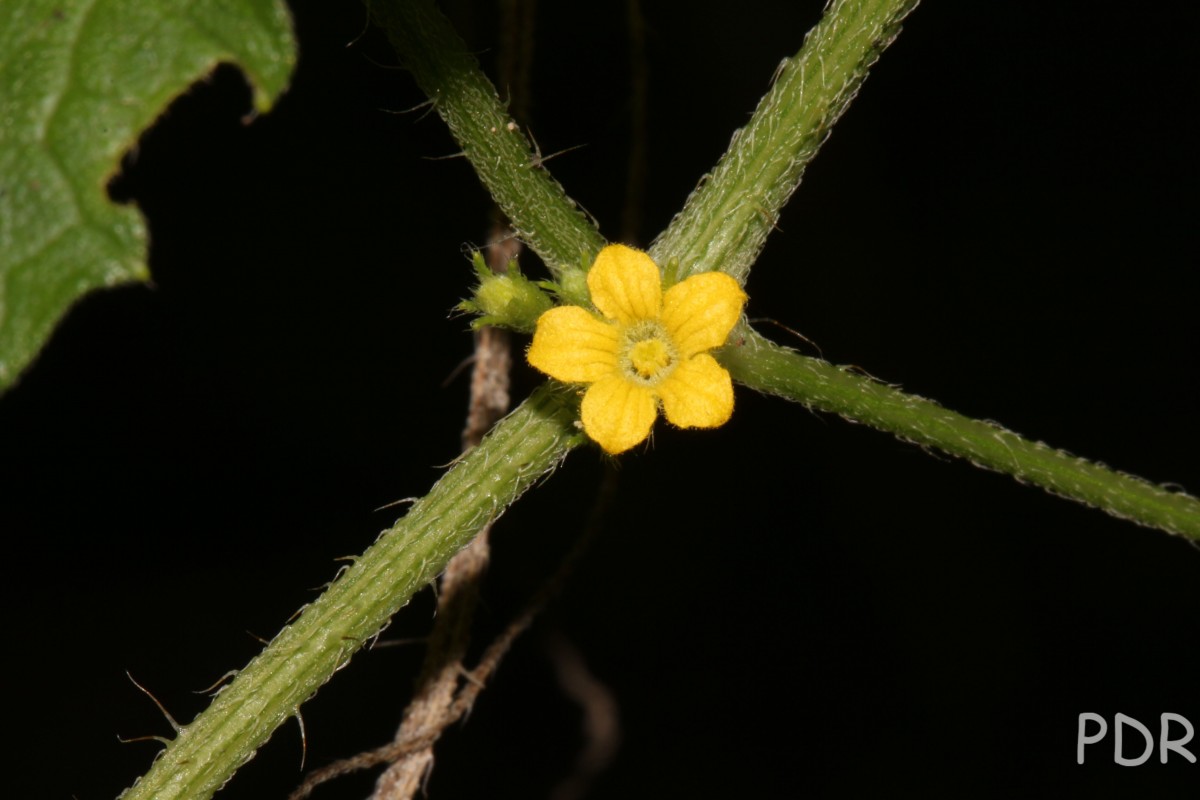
(527, 244), (747, 454)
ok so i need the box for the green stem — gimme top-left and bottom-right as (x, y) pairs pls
(371, 0), (605, 293)
(720, 328), (1200, 540)
(118, 385), (583, 800)
(649, 0), (919, 283)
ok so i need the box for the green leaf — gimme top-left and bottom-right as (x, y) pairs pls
(0, 0), (296, 391)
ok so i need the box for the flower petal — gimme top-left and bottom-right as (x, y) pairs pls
(661, 272), (747, 357)
(657, 353), (734, 429)
(587, 244), (662, 323)
(581, 375), (658, 454)
(527, 306), (619, 383)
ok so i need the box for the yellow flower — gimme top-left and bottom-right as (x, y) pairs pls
(527, 244), (747, 454)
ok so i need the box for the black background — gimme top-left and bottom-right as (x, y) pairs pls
(2, 1), (1199, 797)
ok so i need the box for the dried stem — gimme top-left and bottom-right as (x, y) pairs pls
(289, 463), (619, 800)
(619, 0), (648, 244)
(370, 0), (605, 283)
(546, 633), (621, 800)
(302, 5), (535, 797)
(366, 4), (536, 792)
(369, 226), (518, 800)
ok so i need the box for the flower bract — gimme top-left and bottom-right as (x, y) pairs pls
(527, 244), (747, 454)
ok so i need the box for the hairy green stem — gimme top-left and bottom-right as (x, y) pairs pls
(721, 328), (1200, 539)
(371, 0), (605, 292)
(650, 0), (918, 283)
(118, 385), (582, 800)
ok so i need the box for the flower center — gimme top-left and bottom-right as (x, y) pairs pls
(629, 339), (671, 378)
(619, 320), (677, 386)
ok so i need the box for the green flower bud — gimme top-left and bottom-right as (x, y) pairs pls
(555, 265), (589, 307)
(458, 252), (555, 332)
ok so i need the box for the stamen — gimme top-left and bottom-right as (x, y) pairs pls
(618, 320), (678, 385)
(630, 339), (671, 378)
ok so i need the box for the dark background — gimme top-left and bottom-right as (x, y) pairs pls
(2, 1), (1198, 797)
